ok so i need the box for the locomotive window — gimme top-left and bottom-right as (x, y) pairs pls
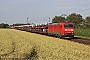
(64, 24), (73, 28)
(69, 24), (73, 28)
(64, 24), (68, 28)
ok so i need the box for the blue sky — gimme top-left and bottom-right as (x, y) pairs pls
(0, 0), (90, 24)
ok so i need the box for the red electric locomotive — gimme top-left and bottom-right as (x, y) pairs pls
(48, 22), (74, 38)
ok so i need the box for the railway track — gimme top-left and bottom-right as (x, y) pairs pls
(42, 33), (90, 46)
(33, 32), (90, 46)
(64, 37), (90, 46)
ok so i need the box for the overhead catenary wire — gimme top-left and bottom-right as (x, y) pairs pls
(58, 2), (90, 16)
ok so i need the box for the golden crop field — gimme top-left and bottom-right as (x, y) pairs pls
(0, 29), (90, 60)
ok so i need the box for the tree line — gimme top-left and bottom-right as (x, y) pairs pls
(52, 13), (90, 28)
(0, 23), (35, 28)
(0, 13), (90, 28)
(0, 23), (9, 28)
(0, 23), (28, 28)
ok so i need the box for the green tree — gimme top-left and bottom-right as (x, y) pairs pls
(0, 23), (9, 28)
(66, 13), (83, 27)
(85, 16), (90, 25)
(83, 16), (90, 28)
(52, 16), (66, 23)
(4, 24), (9, 28)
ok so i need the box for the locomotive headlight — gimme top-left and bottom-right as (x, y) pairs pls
(71, 29), (73, 31)
(65, 29), (67, 31)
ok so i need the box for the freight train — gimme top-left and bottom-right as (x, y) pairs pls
(13, 22), (74, 38)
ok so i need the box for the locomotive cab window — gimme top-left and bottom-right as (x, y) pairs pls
(69, 24), (73, 28)
(64, 24), (73, 28)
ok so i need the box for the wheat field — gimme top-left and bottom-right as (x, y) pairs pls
(0, 29), (90, 60)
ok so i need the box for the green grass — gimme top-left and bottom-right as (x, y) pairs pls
(0, 29), (90, 60)
(75, 28), (90, 38)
